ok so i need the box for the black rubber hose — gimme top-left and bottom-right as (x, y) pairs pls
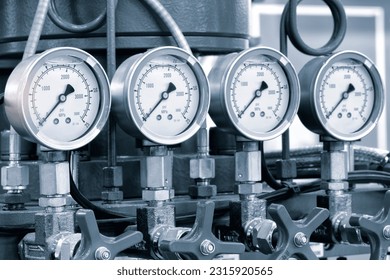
(280, 0), (347, 56)
(260, 142), (284, 190)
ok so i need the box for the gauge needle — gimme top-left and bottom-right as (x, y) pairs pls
(238, 81), (268, 118)
(39, 84), (75, 126)
(144, 82), (176, 121)
(325, 83), (355, 119)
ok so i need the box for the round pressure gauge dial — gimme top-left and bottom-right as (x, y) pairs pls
(111, 46), (210, 145)
(208, 47), (300, 141)
(4, 47), (111, 150)
(298, 51), (384, 141)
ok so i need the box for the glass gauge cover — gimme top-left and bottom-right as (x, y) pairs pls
(208, 47), (300, 141)
(4, 47), (111, 150)
(111, 46), (210, 145)
(298, 51), (384, 141)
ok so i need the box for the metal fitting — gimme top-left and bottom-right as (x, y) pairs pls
(294, 232), (308, 247)
(200, 239), (215, 256)
(188, 184), (217, 198)
(321, 151), (348, 181)
(101, 189), (123, 201)
(190, 157), (215, 179)
(235, 150), (261, 182)
(141, 155), (172, 189)
(95, 246), (111, 260)
(153, 226), (191, 259)
(103, 166), (123, 187)
(246, 218), (277, 254)
(39, 196), (67, 208)
(235, 183), (263, 195)
(0, 191), (30, 204)
(53, 233), (81, 260)
(39, 162), (70, 196)
(383, 225), (390, 240)
(142, 189), (173, 201)
(320, 181), (348, 192)
(1, 165), (29, 190)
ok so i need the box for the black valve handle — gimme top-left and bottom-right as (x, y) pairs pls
(350, 190), (390, 260)
(73, 209), (143, 260)
(267, 204), (329, 260)
(159, 200), (245, 259)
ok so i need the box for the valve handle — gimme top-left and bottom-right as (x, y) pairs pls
(350, 190), (390, 260)
(160, 201), (245, 259)
(72, 209), (143, 260)
(267, 204), (329, 260)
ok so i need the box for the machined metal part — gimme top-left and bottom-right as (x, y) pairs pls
(141, 154), (172, 189)
(1, 164), (29, 190)
(39, 162), (70, 196)
(245, 218), (277, 254)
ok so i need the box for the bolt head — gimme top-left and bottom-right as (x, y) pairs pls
(95, 247), (111, 260)
(200, 239), (215, 255)
(294, 232), (308, 247)
(383, 225), (390, 240)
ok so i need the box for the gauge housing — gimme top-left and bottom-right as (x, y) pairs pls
(4, 47), (111, 150)
(208, 47), (300, 141)
(111, 46), (210, 145)
(298, 51), (384, 141)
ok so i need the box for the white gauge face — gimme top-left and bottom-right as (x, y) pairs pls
(28, 56), (101, 142)
(229, 56), (290, 134)
(133, 55), (200, 137)
(318, 58), (375, 134)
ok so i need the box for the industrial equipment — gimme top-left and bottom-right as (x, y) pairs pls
(0, 0), (389, 261)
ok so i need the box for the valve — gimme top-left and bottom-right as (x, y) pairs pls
(266, 204), (329, 260)
(159, 201), (245, 259)
(350, 190), (390, 260)
(72, 209), (143, 260)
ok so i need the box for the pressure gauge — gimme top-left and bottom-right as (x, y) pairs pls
(4, 47), (111, 150)
(298, 51), (384, 141)
(208, 47), (300, 141)
(111, 46), (210, 145)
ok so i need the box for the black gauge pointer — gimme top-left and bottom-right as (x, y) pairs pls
(238, 81), (268, 118)
(39, 84), (75, 126)
(144, 82), (176, 121)
(325, 83), (355, 119)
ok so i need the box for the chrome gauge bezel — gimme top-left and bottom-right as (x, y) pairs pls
(209, 47), (300, 141)
(298, 51), (384, 141)
(111, 46), (210, 145)
(4, 47), (111, 150)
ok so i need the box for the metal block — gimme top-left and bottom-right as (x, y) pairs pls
(190, 157), (215, 179)
(39, 162), (69, 196)
(141, 155), (172, 189)
(1, 165), (29, 189)
(230, 198), (266, 229)
(142, 189), (172, 201)
(321, 151), (348, 181)
(34, 211), (75, 245)
(275, 159), (297, 179)
(235, 150), (261, 182)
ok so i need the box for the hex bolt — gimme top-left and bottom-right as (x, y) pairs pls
(383, 225), (390, 240)
(294, 232), (308, 247)
(95, 247), (111, 260)
(200, 239), (215, 255)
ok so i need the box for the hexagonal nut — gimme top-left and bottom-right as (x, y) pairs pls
(235, 183), (263, 195)
(101, 190), (123, 201)
(142, 189), (171, 201)
(39, 196), (67, 208)
(235, 150), (261, 182)
(1, 165), (29, 188)
(320, 181), (348, 191)
(141, 156), (172, 188)
(103, 166), (123, 187)
(0, 192), (31, 204)
(39, 162), (69, 196)
(252, 219), (277, 254)
(190, 157), (215, 179)
(188, 185), (217, 198)
(321, 151), (347, 180)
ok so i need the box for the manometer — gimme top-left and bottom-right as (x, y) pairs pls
(208, 47), (300, 141)
(111, 46), (210, 145)
(298, 51), (384, 141)
(4, 47), (111, 151)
